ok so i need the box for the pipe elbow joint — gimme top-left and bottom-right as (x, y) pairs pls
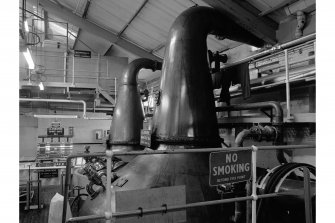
(122, 58), (163, 85)
(152, 61), (162, 72)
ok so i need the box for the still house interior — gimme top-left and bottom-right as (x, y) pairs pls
(16, 0), (320, 222)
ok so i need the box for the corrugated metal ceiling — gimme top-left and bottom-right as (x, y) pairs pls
(24, 0), (301, 61)
(83, 0), (243, 56)
(86, 0), (144, 34)
(57, 0), (87, 17)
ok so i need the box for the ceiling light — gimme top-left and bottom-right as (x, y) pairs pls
(251, 46), (260, 52)
(39, 82), (44, 90)
(24, 20), (29, 32)
(23, 48), (35, 69)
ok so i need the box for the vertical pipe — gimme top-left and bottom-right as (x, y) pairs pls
(63, 52), (67, 83)
(28, 69), (32, 85)
(284, 49), (292, 120)
(106, 59), (109, 77)
(72, 54), (75, 86)
(37, 173), (40, 209)
(66, 23), (69, 51)
(27, 165), (30, 210)
(246, 181), (251, 223)
(105, 149), (113, 223)
(93, 100), (96, 113)
(251, 146), (258, 223)
(97, 54), (100, 85)
(22, 0), (25, 34)
(303, 167), (313, 223)
(114, 77), (117, 104)
(62, 157), (72, 223)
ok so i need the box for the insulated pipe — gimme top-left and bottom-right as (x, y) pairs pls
(19, 98), (87, 118)
(109, 58), (162, 153)
(152, 6), (264, 147)
(216, 101), (283, 124)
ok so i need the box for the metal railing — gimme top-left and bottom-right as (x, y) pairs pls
(20, 48), (117, 92)
(62, 144), (315, 223)
(19, 98), (87, 118)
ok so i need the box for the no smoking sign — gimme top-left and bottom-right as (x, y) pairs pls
(209, 150), (252, 186)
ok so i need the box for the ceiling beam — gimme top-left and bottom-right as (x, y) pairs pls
(202, 0), (277, 45)
(259, 0), (297, 16)
(73, 0), (91, 50)
(39, 0), (162, 61)
(117, 0), (149, 37)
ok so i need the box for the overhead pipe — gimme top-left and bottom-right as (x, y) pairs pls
(216, 101), (283, 124)
(222, 33), (316, 69)
(19, 98), (87, 118)
(228, 69), (315, 96)
(109, 58), (162, 155)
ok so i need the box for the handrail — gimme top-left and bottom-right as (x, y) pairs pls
(112, 144), (314, 156)
(61, 144), (315, 223)
(67, 191), (303, 222)
(19, 98), (86, 118)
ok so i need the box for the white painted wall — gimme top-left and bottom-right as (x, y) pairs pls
(19, 114), (112, 160)
(19, 116), (38, 160)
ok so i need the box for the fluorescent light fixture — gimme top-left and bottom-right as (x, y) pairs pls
(39, 82), (44, 90)
(24, 20), (29, 32)
(251, 46), (261, 52)
(23, 48), (35, 69)
(33, 114), (79, 119)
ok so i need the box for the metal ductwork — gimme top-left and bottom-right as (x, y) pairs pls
(109, 58), (162, 157)
(80, 6), (265, 222)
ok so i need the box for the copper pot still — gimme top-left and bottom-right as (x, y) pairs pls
(81, 6), (264, 223)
